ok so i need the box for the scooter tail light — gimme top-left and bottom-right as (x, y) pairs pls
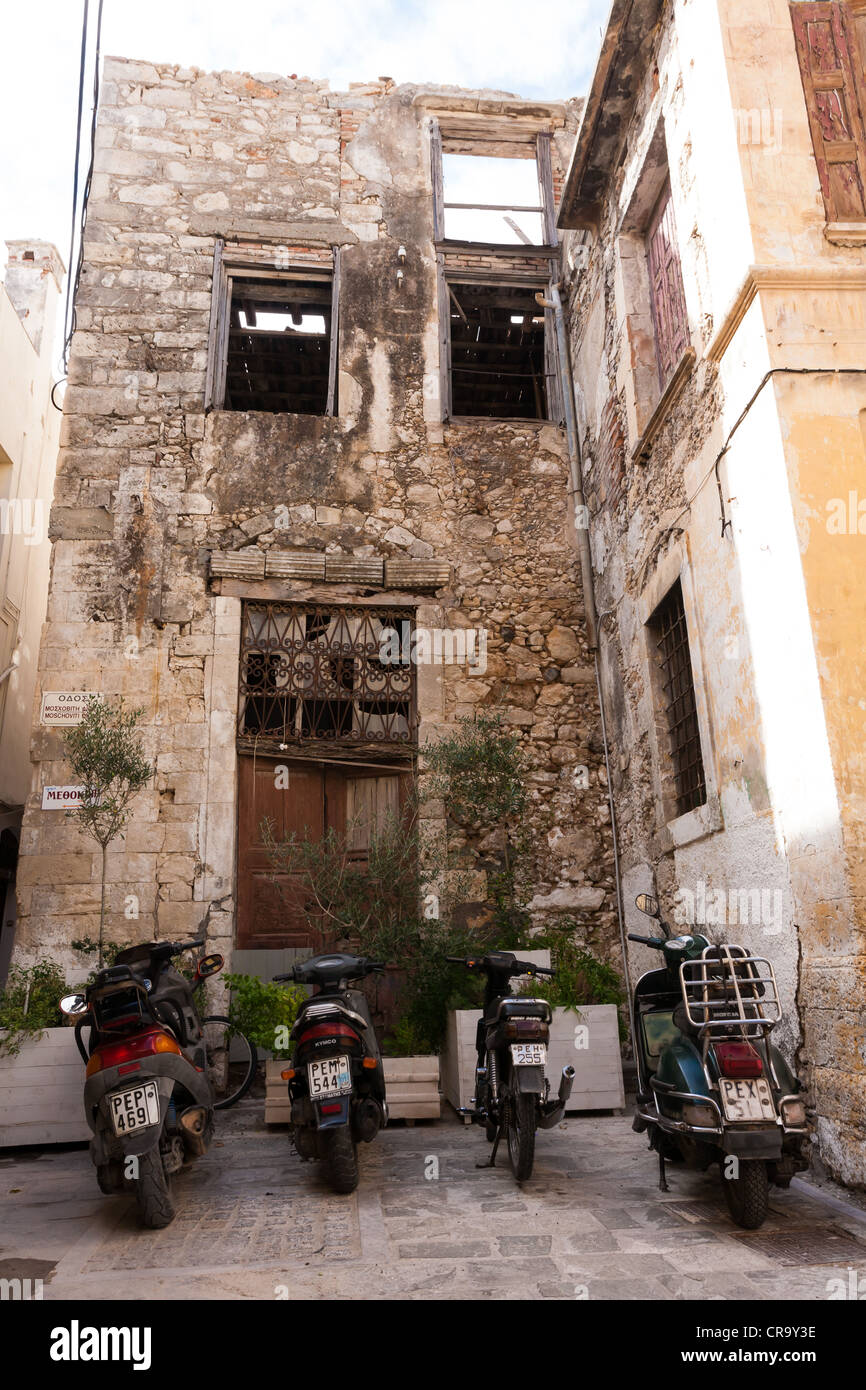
(715, 1041), (763, 1079)
(86, 1027), (182, 1077)
(320, 1102), (343, 1115)
(297, 1021), (358, 1045)
(503, 1020), (550, 1041)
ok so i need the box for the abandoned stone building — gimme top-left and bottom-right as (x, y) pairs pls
(13, 63), (615, 993)
(11, 0), (866, 1189)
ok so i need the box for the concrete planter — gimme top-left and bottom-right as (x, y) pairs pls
(265, 1055), (441, 1124)
(441, 1003), (624, 1116)
(0, 1027), (90, 1146)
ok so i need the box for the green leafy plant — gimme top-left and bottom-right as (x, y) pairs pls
(70, 936), (131, 990)
(223, 972), (306, 1060)
(522, 926), (626, 1040)
(63, 698), (153, 968)
(0, 959), (67, 1055)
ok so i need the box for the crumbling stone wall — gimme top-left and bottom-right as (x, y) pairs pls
(16, 59), (618, 985)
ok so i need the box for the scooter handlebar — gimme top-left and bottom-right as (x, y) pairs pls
(627, 933), (665, 948)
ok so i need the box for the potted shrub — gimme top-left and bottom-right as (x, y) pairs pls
(222, 972), (306, 1123)
(0, 960), (90, 1146)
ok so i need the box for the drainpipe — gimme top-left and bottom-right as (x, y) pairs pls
(535, 283), (635, 1046)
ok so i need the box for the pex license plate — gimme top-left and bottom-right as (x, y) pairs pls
(719, 1076), (776, 1122)
(308, 1054), (352, 1099)
(109, 1082), (160, 1135)
(510, 1043), (547, 1067)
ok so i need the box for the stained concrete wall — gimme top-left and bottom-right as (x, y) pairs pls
(15, 61), (619, 994)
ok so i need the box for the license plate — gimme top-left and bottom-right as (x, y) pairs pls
(308, 1054), (352, 1099)
(719, 1077), (776, 1122)
(109, 1082), (160, 1136)
(510, 1043), (547, 1067)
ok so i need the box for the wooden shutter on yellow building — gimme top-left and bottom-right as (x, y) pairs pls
(791, 1), (866, 220)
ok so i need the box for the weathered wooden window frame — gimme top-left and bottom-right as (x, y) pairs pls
(430, 120), (563, 424)
(204, 240), (341, 415)
(645, 181), (691, 392)
(790, 0), (866, 236)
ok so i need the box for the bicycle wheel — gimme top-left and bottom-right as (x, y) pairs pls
(201, 1015), (257, 1109)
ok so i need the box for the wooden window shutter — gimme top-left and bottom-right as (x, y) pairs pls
(436, 251), (452, 420)
(326, 246), (341, 416)
(431, 119), (445, 240)
(204, 237), (227, 410)
(790, 1), (866, 220)
(646, 183), (690, 389)
(536, 132), (558, 246)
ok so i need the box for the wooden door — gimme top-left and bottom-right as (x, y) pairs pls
(236, 756), (409, 950)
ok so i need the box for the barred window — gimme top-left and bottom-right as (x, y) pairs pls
(648, 580), (707, 818)
(238, 603), (417, 749)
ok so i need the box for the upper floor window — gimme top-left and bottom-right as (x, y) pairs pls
(645, 181), (690, 390)
(790, 1), (866, 230)
(205, 245), (340, 416)
(441, 154), (546, 245)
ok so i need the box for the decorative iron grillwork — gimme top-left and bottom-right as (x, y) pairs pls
(651, 580), (707, 817)
(239, 603), (417, 746)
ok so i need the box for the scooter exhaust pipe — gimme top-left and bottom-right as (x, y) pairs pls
(179, 1105), (210, 1157)
(537, 1065), (576, 1129)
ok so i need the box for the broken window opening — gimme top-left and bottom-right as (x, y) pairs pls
(447, 281), (549, 420)
(442, 152), (545, 245)
(223, 275), (334, 414)
(646, 183), (690, 390)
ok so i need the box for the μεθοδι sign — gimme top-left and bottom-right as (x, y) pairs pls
(41, 785), (86, 809)
(40, 691), (104, 726)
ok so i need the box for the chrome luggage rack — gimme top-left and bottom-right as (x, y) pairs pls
(679, 944), (781, 1038)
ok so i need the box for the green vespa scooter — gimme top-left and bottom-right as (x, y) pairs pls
(628, 894), (808, 1229)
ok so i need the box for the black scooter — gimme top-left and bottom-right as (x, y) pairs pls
(274, 953), (388, 1194)
(60, 937), (248, 1228)
(447, 951), (575, 1181)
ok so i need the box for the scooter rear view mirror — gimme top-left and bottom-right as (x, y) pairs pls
(635, 894), (660, 918)
(60, 994), (87, 1016)
(196, 954), (225, 980)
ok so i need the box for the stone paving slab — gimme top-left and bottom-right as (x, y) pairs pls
(1, 1105), (864, 1300)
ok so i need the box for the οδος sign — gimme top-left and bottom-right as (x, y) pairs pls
(40, 691), (104, 726)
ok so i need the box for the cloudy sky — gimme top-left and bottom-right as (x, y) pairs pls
(0, 0), (609, 284)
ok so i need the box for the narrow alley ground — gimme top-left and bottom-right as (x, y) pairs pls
(2, 1103), (865, 1301)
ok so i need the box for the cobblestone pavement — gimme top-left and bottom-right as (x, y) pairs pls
(2, 1103), (865, 1300)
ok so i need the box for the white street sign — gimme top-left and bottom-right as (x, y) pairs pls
(42, 785), (86, 810)
(40, 691), (104, 726)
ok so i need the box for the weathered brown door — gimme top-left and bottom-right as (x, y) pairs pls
(236, 756), (409, 950)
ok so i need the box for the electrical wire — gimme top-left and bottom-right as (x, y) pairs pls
(53, 0), (104, 408)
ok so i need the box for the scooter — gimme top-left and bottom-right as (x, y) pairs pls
(628, 894), (809, 1229)
(61, 937), (238, 1228)
(446, 951), (575, 1182)
(273, 953), (388, 1194)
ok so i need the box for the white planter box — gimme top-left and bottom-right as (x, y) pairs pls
(441, 1004), (624, 1115)
(265, 1055), (441, 1124)
(0, 1027), (90, 1146)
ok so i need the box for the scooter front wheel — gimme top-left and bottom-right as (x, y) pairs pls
(133, 1148), (176, 1229)
(506, 1092), (536, 1182)
(322, 1127), (359, 1194)
(722, 1158), (769, 1229)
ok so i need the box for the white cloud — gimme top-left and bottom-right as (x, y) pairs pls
(1, 0), (608, 267)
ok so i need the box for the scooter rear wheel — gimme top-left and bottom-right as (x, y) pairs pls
(322, 1128), (359, 1194)
(134, 1148), (176, 1229)
(722, 1158), (769, 1229)
(506, 1092), (536, 1182)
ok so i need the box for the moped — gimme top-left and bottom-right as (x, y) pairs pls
(273, 952), (388, 1194)
(61, 937), (254, 1227)
(628, 895), (808, 1228)
(447, 950), (575, 1182)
